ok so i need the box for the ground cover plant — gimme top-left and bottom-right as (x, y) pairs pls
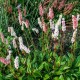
(0, 0), (80, 80)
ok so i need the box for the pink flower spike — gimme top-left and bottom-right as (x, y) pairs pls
(0, 57), (10, 65)
(18, 9), (23, 25)
(25, 20), (29, 28)
(58, 0), (65, 10)
(43, 22), (47, 33)
(53, 0), (58, 8)
(41, 17), (47, 33)
(39, 3), (44, 16)
(72, 15), (78, 30)
(48, 8), (54, 19)
(0, 32), (5, 43)
(23, 7), (27, 16)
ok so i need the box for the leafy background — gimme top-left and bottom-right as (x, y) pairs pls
(0, 0), (80, 80)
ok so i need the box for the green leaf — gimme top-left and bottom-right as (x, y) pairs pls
(75, 55), (80, 67)
(27, 75), (34, 80)
(33, 70), (42, 78)
(54, 77), (59, 80)
(19, 67), (25, 73)
(59, 75), (64, 80)
(27, 58), (31, 73)
(43, 74), (50, 80)
(66, 77), (71, 80)
(5, 73), (13, 79)
(55, 70), (63, 75)
(44, 62), (49, 71)
(55, 57), (61, 67)
(38, 62), (44, 71)
(60, 66), (70, 71)
(0, 72), (3, 80)
(18, 77), (23, 80)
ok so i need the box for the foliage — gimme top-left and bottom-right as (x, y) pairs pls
(0, 0), (80, 80)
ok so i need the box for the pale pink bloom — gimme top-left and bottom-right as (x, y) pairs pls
(21, 45), (30, 53)
(0, 32), (5, 43)
(32, 28), (39, 34)
(72, 15), (78, 30)
(53, 15), (62, 39)
(8, 27), (11, 32)
(41, 17), (47, 33)
(54, 29), (59, 39)
(0, 57), (10, 65)
(12, 38), (17, 48)
(38, 17), (43, 29)
(18, 37), (23, 45)
(71, 29), (77, 43)
(23, 7), (27, 16)
(64, 3), (73, 12)
(52, 32), (54, 39)
(48, 8), (54, 19)
(21, 20), (29, 29)
(14, 56), (19, 69)
(18, 37), (30, 53)
(52, 0), (58, 8)
(58, 0), (65, 10)
(39, 3), (44, 16)
(19, 44), (30, 54)
(24, 20), (29, 28)
(41, 17), (44, 25)
(53, 14), (62, 37)
(49, 19), (55, 30)
(62, 18), (66, 32)
(8, 27), (13, 36)
(6, 52), (11, 61)
(8, 50), (12, 54)
(56, 14), (62, 27)
(77, 14), (80, 21)
(42, 22), (47, 33)
(10, 27), (17, 37)
(21, 21), (24, 30)
(6, 39), (8, 45)
(16, 4), (21, 9)
(18, 9), (22, 25)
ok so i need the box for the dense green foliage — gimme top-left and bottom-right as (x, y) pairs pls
(0, 0), (80, 80)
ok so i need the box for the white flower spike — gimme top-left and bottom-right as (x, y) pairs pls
(12, 38), (17, 48)
(5, 51), (12, 61)
(32, 28), (39, 34)
(14, 56), (19, 69)
(71, 29), (77, 43)
(62, 18), (66, 32)
(18, 37), (30, 54)
(49, 19), (55, 30)
(38, 17), (43, 29)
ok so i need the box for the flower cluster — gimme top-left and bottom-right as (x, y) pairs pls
(52, 14), (62, 39)
(71, 29), (77, 43)
(19, 37), (30, 54)
(0, 50), (12, 65)
(32, 28), (39, 34)
(14, 56), (19, 69)
(71, 15), (79, 43)
(17, 4), (30, 30)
